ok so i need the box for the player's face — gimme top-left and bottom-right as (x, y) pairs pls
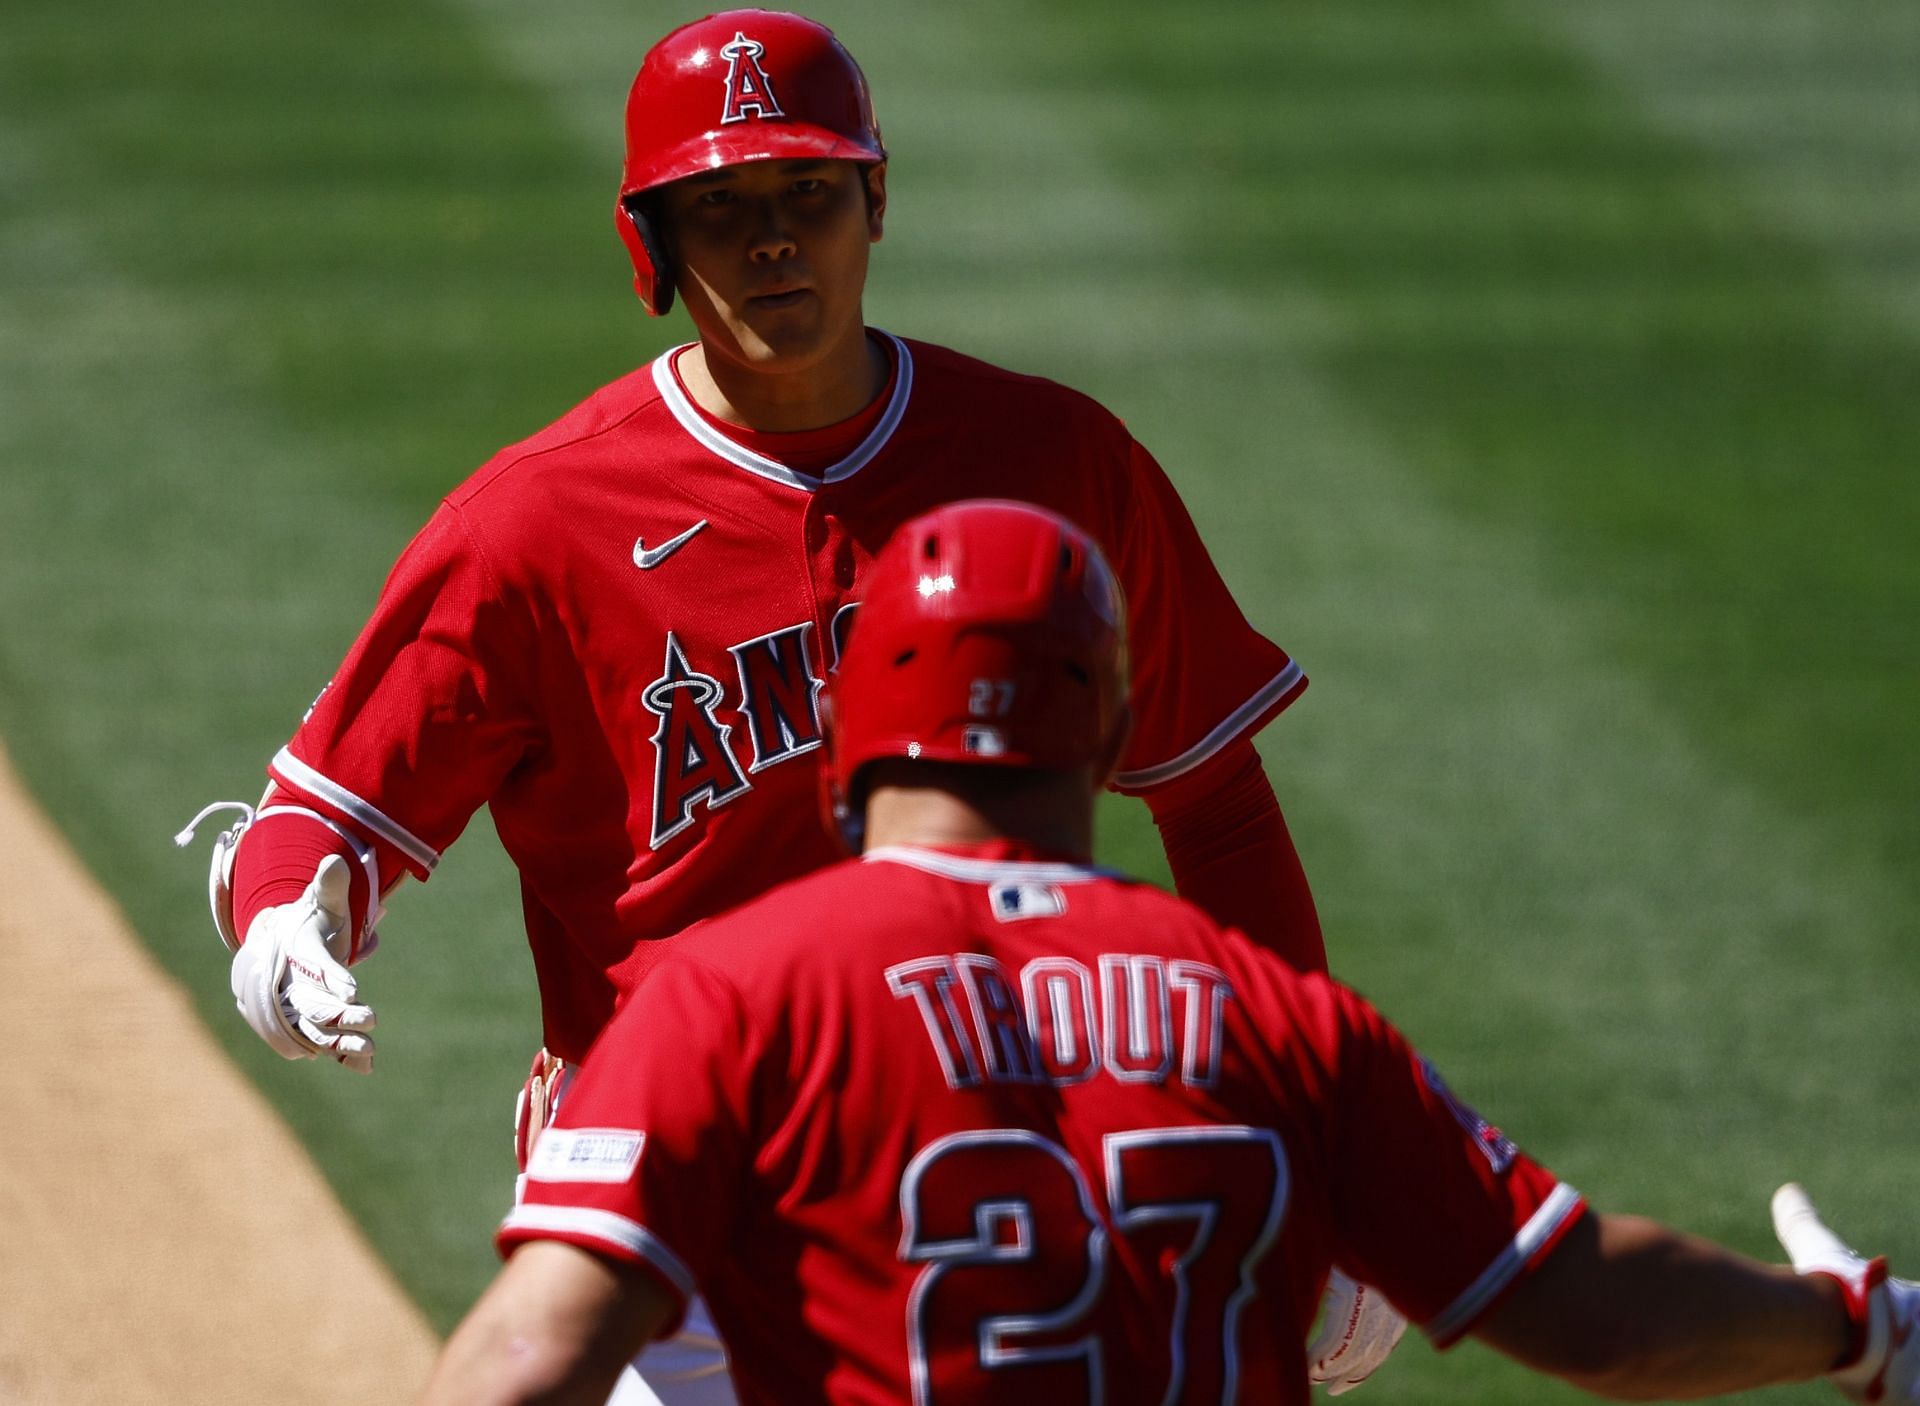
(661, 158), (886, 380)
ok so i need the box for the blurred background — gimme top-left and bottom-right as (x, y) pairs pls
(1, 1), (1914, 1399)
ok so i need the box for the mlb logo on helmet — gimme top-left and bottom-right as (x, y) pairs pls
(963, 725), (1007, 758)
(719, 31), (785, 124)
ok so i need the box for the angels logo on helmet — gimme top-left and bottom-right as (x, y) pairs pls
(718, 31), (786, 124)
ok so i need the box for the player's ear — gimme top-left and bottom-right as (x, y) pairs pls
(864, 162), (887, 242)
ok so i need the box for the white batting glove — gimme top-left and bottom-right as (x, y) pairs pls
(1773, 1183), (1920, 1402)
(1307, 1268), (1407, 1394)
(229, 854), (377, 1074)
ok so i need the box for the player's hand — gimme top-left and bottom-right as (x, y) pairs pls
(1772, 1183), (1920, 1402)
(229, 854), (378, 1074)
(1308, 1268), (1407, 1395)
(514, 1048), (571, 1172)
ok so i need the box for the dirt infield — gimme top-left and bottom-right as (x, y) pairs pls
(0, 740), (438, 1403)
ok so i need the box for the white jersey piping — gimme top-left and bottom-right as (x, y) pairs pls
(863, 845), (1118, 887)
(270, 747), (440, 875)
(1426, 1182), (1584, 1345)
(650, 331), (914, 491)
(1111, 659), (1306, 792)
(499, 1204), (697, 1299)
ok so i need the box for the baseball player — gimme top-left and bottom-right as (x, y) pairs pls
(174, 10), (1390, 1401)
(421, 500), (1920, 1406)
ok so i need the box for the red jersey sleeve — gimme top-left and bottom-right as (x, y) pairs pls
(1320, 983), (1587, 1348)
(1109, 440), (1305, 794)
(268, 503), (544, 881)
(497, 956), (760, 1335)
(1146, 740), (1326, 972)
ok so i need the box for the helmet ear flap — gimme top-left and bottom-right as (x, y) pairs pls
(619, 196), (676, 316)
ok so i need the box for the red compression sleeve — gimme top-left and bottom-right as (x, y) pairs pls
(1144, 739), (1327, 973)
(230, 788), (386, 958)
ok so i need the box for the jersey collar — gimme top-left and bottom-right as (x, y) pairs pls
(863, 844), (1115, 886)
(651, 331), (914, 492)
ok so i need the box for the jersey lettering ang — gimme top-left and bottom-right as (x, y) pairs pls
(502, 845), (1586, 1406)
(268, 336), (1305, 1059)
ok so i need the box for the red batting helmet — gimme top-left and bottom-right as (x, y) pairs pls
(828, 501), (1131, 827)
(616, 10), (887, 315)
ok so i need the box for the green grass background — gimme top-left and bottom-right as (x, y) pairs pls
(2, 1), (1915, 1399)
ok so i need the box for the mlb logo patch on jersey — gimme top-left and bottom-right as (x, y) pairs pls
(527, 1127), (647, 1184)
(990, 881), (1068, 922)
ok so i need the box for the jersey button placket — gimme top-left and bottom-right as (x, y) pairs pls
(799, 499), (834, 645)
(808, 500), (860, 674)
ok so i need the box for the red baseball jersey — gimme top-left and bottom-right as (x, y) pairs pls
(266, 336), (1305, 1058)
(503, 843), (1584, 1405)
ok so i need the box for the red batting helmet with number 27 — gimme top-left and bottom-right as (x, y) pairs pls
(828, 501), (1132, 830)
(616, 10), (887, 315)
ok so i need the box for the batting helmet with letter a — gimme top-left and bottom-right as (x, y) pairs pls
(616, 10), (887, 314)
(828, 501), (1131, 828)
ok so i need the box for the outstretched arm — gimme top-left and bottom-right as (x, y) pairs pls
(1477, 1211), (1851, 1399)
(178, 501), (544, 1070)
(1316, 983), (1920, 1401)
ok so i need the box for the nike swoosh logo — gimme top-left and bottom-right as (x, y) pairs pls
(633, 520), (709, 570)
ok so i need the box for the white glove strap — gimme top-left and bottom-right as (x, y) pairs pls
(174, 799), (258, 953)
(175, 797), (384, 959)
(1830, 1261), (1892, 1397)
